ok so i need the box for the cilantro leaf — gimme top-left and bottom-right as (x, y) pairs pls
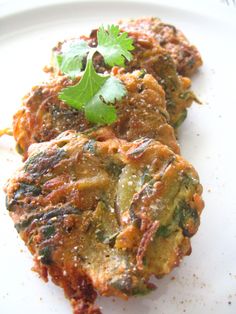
(59, 57), (126, 124)
(59, 57), (109, 109)
(85, 76), (126, 124)
(54, 40), (90, 78)
(85, 102), (117, 125)
(97, 25), (134, 67)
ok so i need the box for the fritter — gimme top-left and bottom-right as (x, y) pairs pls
(13, 70), (179, 157)
(52, 29), (198, 128)
(118, 17), (203, 77)
(5, 131), (204, 314)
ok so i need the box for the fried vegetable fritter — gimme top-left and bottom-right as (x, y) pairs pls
(13, 70), (179, 157)
(52, 29), (198, 127)
(118, 17), (203, 77)
(123, 32), (198, 127)
(5, 131), (204, 314)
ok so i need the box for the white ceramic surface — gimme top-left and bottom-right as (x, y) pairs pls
(0, 1), (236, 314)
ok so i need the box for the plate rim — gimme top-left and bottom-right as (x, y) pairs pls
(0, 0), (236, 25)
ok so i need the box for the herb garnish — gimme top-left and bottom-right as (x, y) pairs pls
(57, 25), (134, 124)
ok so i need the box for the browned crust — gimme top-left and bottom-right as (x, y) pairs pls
(118, 17), (203, 76)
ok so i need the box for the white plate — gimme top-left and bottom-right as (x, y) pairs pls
(0, 1), (236, 314)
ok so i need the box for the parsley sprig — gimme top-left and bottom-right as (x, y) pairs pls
(57, 25), (134, 124)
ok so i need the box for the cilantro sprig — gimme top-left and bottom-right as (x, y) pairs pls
(57, 25), (134, 124)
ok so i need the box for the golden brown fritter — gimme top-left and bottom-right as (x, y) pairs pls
(13, 70), (179, 157)
(5, 131), (204, 314)
(123, 32), (198, 127)
(118, 17), (203, 77)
